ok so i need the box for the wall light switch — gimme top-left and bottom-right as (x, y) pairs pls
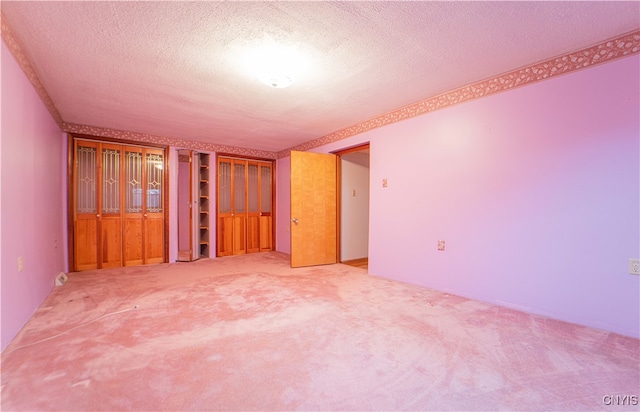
(629, 259), (640, 275)
(18, 256), (24, 272)
(437, 240), (445, 251)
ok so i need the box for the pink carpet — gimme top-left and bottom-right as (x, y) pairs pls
(2, 252), (638, 411)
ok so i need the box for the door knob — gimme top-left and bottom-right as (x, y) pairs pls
(96, 214), (101, 218)
(292, 218), (298, 224)
(144, 213), (148, 217)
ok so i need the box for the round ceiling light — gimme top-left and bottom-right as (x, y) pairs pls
(241, 38), (309, 89)
(259, 74), (294, 89)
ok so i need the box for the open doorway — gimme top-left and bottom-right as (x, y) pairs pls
(177, 149), (193, 262)
(336, 144), (370, 270)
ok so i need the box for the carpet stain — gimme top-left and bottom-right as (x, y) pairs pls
(1, 252), (638, 411)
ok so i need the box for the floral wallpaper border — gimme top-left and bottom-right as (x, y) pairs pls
(276, 30), (640, 158)
(63, 123), (279, 159)
(1, 15), (64, 128)
(2, 12), (638, 161)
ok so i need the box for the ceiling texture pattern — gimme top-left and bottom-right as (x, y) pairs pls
(1, 2), (639, 158)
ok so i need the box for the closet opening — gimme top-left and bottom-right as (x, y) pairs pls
(176, 150), (211, 262)
(216, 154), (275, 257)
(68, 134), (168, 271)
(334, 144), (370, 270)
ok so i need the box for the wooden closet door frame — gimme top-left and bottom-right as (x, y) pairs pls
(67, 134), (169, 272)
(215, 153), (276, 257)
(331, 143), (370, 264)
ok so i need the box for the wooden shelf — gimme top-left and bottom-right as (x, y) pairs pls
(197, 153), (210, 258)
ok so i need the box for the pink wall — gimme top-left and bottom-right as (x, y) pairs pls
(340, 154), (370, 261)
(279, 55), (640, 338)
(1, 40), (66, 350)
(177, 159), (191, 252)
(276, 156), (291, 254)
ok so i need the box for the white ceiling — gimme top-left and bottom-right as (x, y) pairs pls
(2, 1), (638, 154)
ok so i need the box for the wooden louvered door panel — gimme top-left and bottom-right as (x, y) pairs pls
(123, 146), (145, 266)
(217, 157), (274, 257)
(247, 161), (261, 253)
(72, 138), (165, 271)
(217, 158), (233, 256)
(231, 160), (247, 255)
(144, 148), (165, 264)
(258, 162), (273, 252)
(99, 143), (124, 268)
(122, 146), (165, 266)
(74, 140), (100, 271)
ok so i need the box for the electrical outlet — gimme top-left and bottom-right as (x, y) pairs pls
(352, 189), (356, 197)
(437, 240), (445, 251)
(55, 272), (68, 286)
(629, 259), (640, 275)
(382, 178), (388, 188)
(18, 257), (24, 272)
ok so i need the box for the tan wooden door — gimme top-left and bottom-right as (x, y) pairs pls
(73, 139), (165, 271)
(216, 158), (247, 256)
(247, 161), (261, 253)
(231, 160), (247, 255)
(258, 162), (273, 251)
(122, 146), (165, 265)
(217, 158), (247, 256)
(74, 141), (123, 270)
(74, 140), (100, 271)
(144, 148), (165, 264)
(177, 150), (194, 262)
(290, 151), (337, 268)
(217, 157), (274, 256)
(217, 157), (233, 256)
(123, 146), (145, 266)
(99, 143), (124, 268)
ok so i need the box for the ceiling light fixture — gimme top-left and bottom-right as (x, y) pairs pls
(259, 74), (293, 89)
(242, 38), (309, 89)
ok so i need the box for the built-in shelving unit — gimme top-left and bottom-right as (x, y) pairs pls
(198, 153), (210, 258)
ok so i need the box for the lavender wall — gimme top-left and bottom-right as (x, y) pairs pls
(276, 156), (291, 254)
(340, 154), (370, 261)
(279, 55), (640, 338)
(1, 40), (66, 350)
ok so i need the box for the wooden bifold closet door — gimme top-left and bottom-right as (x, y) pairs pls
(217, 156), (273, 257)
(73, 139), (166, 271)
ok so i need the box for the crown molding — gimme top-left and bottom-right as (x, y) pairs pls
(2, 12), (277, 159)
(276, 30), (640, 159)
(62, 123), (278, 159)
(2, 10), (637, 161)
(1, 13), (64, 128)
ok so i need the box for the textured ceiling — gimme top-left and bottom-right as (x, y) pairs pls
(1, 1), (639, 154)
